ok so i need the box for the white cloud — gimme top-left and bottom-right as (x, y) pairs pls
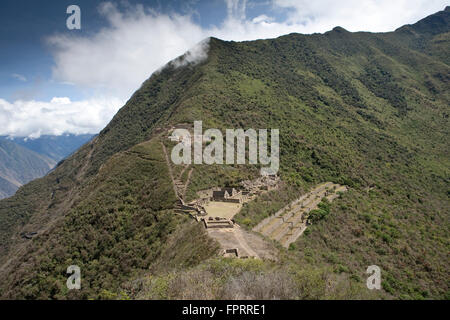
(169, 38), (211, 69)
(2, 0), (447, 138)
(43, 1), (296, 100)
(48, 2), (207, 99)
(252, 15), (274, 24)
(47, 0), (448, 100)
(0, 97), (123, 138)
(11, 73), (27, 82)
(274, 0), (448, 32)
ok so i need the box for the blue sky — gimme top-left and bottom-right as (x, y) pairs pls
(1, 1), (96, 101)
(0, 0), (448, 138)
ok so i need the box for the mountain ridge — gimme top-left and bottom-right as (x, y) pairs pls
(0, 134), (95, 199)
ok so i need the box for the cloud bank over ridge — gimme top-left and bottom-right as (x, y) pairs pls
(1, 0), (448, 138)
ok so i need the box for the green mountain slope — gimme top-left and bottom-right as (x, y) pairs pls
(0, 176), (17, 199)
(0, 8), (448, 299)
(0, 139), (55, 199)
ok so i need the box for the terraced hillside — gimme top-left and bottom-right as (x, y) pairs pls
(254, 183), (347, 247)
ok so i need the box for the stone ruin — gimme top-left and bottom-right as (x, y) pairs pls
(203, 217), (235, 229)
(174, 175), (281, 226)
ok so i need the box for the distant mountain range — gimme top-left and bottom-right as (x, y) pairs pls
(0, 139), (54, 199)
(0, 134), (94, 199)
(6, 134), (95, 163)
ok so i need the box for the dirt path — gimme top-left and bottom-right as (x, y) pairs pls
(207, 226), (277, 260)
(76, 138), (96, 181)
(233, 225), (259, 258)
(160, 141), (181, 200)
(179, 164), (189, 179)
(160, 140), (195, 202)
(182, 167), (194, 199)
